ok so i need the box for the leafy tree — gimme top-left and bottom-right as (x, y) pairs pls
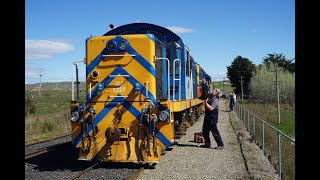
(262, 53), (295, 73)
(227, 56), (256, 98)
(249, 63), (295, 104)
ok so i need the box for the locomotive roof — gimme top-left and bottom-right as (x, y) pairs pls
(103, 22), (182, 43)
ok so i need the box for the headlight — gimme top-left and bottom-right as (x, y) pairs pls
(107, 40), (116, 51)
(119, 40), (127, 51)
(142, 108), (147, 113)
(134, 82), (141, 94)
(159, 111), (169, 121)
(71, 112), (79, 122)
(78, 103), (86, 110)
(97, 83), (104, 95)
(148, 104), (154, 110)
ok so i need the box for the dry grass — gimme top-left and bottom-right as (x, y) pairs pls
(25, 89), (86, 145)
(25, 110), (71, 145)
(236, 100), (295, 180)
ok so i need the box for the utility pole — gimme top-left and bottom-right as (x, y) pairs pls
(240, 75), (244, 101)
(222, 77), (225, 93)
(272, 66), (281, 124)
(39, 74), (43, 97)
(276, 67), (281, 124)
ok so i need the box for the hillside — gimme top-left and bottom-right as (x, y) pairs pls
(26, 81), (234, 93)
(213, 80), (234, 94)
(25, 82), (86, 91)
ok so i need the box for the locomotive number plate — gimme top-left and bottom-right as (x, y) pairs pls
(113, 81), (126, 92)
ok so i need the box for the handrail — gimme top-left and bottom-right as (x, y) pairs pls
(173, 59), (181, 101)
(89, 83), (93, 99)
(108, 75), (130, 78)
(102, 54), (136, 57)
(145, 81), (149, 99)
(237, 104), (295, 142)
(72, 59), (85, 101)
(109, 95), (128, 98)
(234, 102), (295, 179)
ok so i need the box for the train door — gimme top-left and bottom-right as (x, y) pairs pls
(185, 47), (192, 100)
(167, 41), (182, 101)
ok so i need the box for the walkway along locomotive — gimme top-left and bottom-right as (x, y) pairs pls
(70, 23), (214, 163)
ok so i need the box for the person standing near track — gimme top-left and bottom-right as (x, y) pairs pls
(200, 90), (224, 149)
(229, 92), (235, 112)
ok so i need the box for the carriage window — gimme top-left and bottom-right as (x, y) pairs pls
(167, 41), (181, 75)
(186, 50), (190, 77)
(119, 29), (137, 35)
(147, 30), (164, 42)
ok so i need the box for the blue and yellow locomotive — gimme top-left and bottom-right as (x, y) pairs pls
(70, 23), (213, 163)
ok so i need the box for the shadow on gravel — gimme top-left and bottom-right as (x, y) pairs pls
(25, 142), (97, 172)
(96, 162), (143, 169)
(173, 143), (200, 147)
(25, 142), (155, 171)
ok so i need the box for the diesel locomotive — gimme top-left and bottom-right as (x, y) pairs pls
(70, 22), (213, 163)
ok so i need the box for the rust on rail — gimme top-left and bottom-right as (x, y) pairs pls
(69, 162), (100, 180)
(25, 133), (71, 147)
(126, 167), (144, 180)
(25, 148), (49, 159)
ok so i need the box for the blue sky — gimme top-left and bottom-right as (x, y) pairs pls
(25, 0), (295, 84)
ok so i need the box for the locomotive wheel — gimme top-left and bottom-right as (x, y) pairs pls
(175, 113), (186, 135)
(195, 107), (201, 121)
(190, 110), (196, 125)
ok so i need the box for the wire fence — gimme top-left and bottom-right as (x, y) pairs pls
(235, 102), (295, 180)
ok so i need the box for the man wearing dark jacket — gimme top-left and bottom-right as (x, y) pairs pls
(200, 90), (224, 149)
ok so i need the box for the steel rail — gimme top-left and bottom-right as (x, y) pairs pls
(25, 133), (71, 147)
(126, 167), (145, 180)
(69, 162), (100, 180)
(25, 147), (49, 159)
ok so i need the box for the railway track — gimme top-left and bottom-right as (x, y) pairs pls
(68, 162), (145, 180)
(25, 133), (71, 147)
(25, 146), (50, 159)
(126, 167), (145, 180)
(69, 162), (100, 180)
(25, 133), (71, 159)
(25, 133), (146, 179)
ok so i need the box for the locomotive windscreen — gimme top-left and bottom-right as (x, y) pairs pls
(155, 38), (166, 100)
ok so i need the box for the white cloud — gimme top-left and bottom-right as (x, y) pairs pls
(47, 38), (80, 43)
(210, 72), (228, 81)
(166, 26), (193, 33)
(25, 40), (74, 60)
(25, 66), (46, 84)
(25, 66), (45, 77)
(211, 72), (227, 76)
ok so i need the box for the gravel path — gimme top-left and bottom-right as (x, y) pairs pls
(137, 99), (278, 180)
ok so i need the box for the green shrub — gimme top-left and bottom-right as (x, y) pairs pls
(25, 93), (37, 116)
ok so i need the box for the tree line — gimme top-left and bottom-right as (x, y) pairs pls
(226, 53), (295, 104)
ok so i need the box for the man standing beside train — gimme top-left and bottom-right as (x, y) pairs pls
(200, 89), (224, 149)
